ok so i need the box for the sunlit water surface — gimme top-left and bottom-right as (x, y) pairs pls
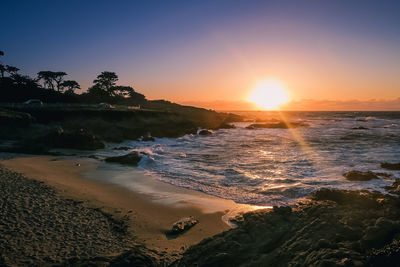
(95, 111), (400, 206)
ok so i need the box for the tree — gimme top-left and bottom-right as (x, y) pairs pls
(92, 71), (118, 96)
(11, 73), (38, 87)
(112, 85), (135, 97)
(87, 71), (146, 104)
(0, 64), (5, 78)
(53, 71), (67, 91)
(0, 51), (3, 78)
(37, 71), (67, 91)
(37, 71), (56, 90)
(61, 80), (80, 94)
(5, 65), (19, 76)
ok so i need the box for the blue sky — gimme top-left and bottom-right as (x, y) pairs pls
(2, 0), (400, 109)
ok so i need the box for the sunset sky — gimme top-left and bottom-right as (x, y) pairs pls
(2, 0), (400, 110)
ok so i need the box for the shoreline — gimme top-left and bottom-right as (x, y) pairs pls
(1, 155), (259, 259)
(1, 155), (400, 265)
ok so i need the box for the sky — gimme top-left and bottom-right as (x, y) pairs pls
(2, 0), (400, 110)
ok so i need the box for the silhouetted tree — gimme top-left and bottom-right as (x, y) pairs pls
(53, 71), (67, 92)
(91, 71), (118, 96)
(0, 52), (5, 78)
(87, 71), (146, 104)
(37, 71), (67, 91)
(112, 85), (134, 97)
(5, 65), (19, 76)
(11, 73), (38, 86)
(61, 80), (80, 94)
(0, 64), (5, 78)
(37, 71), (56, 90)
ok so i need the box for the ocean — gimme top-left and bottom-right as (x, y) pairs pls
(95, 111), (400, 206)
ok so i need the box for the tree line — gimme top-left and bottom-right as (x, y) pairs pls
(0, 50), (146, 105)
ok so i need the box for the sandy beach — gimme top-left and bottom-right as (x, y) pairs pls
(0, 155), (256, 265)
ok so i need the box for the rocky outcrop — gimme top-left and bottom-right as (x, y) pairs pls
(105, 151), (142, 166)
(343, 170), (381, 181)
(43, 128), (105, 150)
(381, 162), (400, 171)
(385, 179), (400, 195)
(0, 108), (35, 126)
(175, 185), (400, 266)
(198, 129), (213, 135)
(216, 123), (235, 129)
(246, 121), (308, 129)
(142, 135), (155, 142)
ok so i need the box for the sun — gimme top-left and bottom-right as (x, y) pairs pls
(248, 79), (289, 110)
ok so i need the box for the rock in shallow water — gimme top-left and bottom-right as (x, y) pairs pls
(385, 179), (400, 195)
(142, 136), (155, 141)
(198, 129), (213, 135)
(246, 121), (308, 129)
(381, 162), (400, 171)
(105, 151), (142, 166)
(343, 170), (380, 181)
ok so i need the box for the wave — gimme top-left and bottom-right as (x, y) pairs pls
(95, 111), (400, 206)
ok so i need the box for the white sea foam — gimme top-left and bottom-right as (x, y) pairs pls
(95, 112), (400, 206)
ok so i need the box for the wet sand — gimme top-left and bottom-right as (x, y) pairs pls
(1, 156), (256, 263)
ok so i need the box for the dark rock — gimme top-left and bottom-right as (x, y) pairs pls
(385, 179), (400, 195)
(246, 121), (309, 129)
(0, 108), (35, 126)
(105, 151), (142, 166)
(272, 206), (292, 214)
(369, 239), (400, 266)
(217, 122), (235, 129)
(362, 218), (398, 249)
(166, 216), (198, 235)
(255, 118), (280, 123)
(176, 184), (400, 266)
(381, 162), (400, 171)
(310, 188), (381, 208)
(374, 172), (392, 178)
(198, 129), (213, 135)
(113, 146), (132, 150)
(44, 128), (104, 150)
(343, 170), (379, 181)
(142, 136), (155, 142)
(352, 126), (369, 130)
(109, 246), (160, 266)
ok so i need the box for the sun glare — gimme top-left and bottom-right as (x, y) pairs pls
(249, 80), (289, 110)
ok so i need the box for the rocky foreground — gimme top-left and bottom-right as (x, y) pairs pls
(175, 184), (400, 266)
(2, 163), (400, 266)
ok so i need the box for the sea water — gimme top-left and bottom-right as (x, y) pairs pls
(98, 111), (400, 206)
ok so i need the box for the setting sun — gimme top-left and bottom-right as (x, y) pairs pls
(249, 80), (289, 110)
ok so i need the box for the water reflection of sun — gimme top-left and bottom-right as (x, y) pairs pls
(249, 79), (289, 110)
